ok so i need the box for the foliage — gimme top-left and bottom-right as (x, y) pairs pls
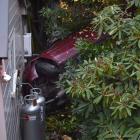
(74, 111), (140, 140)
(92, 5), (140, 47)
(40, 1), (93, 44)
(40, 7), (71, 44)
(40, 0), (128, 45)
(65, 0), (125, 6)
(45, 108), (80, 140)
(60, 51), (140, 118)
(58, 4), (140, 140)
(75, 38), (112, 59)
(46, 114), (78, 134)
(130, 0), (140, 7)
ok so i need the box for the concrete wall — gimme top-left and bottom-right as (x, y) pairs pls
(0, 0), (25, 140)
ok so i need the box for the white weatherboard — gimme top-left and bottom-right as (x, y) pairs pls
(24, 33), (32, 57)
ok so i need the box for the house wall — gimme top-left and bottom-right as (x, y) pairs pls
(0, 84), (7, 140)
(0, 0), (25, 140)
(0, 0), (8, 57)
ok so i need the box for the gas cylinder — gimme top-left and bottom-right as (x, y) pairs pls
(30, 88), (46, 140)
(20, 94), (42, 140)
(30, 88), (46, 122)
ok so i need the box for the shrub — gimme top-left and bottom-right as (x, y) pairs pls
(58, 4), (140, 139)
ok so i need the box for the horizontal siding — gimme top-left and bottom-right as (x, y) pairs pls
(9, 0), (17, 22)
(1, 0), (24, 140)
(9, 0), (16, 7)
(0, 0), (9, 57)
(8, 9), (20, 37)
(0, 84), (7, 140)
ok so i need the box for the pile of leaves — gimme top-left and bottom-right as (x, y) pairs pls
(58, 3), (140, 140)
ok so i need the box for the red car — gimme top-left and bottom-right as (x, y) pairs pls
(23, 27), (98, 81)
(23, 27), (104, 111)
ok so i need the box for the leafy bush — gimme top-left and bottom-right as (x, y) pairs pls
(58, 4), (140, 139)
(40, 0), (128, 45)
(40, 7), (71, 44)
(131, 0), (140, 7)
(40, 1), (94, 44)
